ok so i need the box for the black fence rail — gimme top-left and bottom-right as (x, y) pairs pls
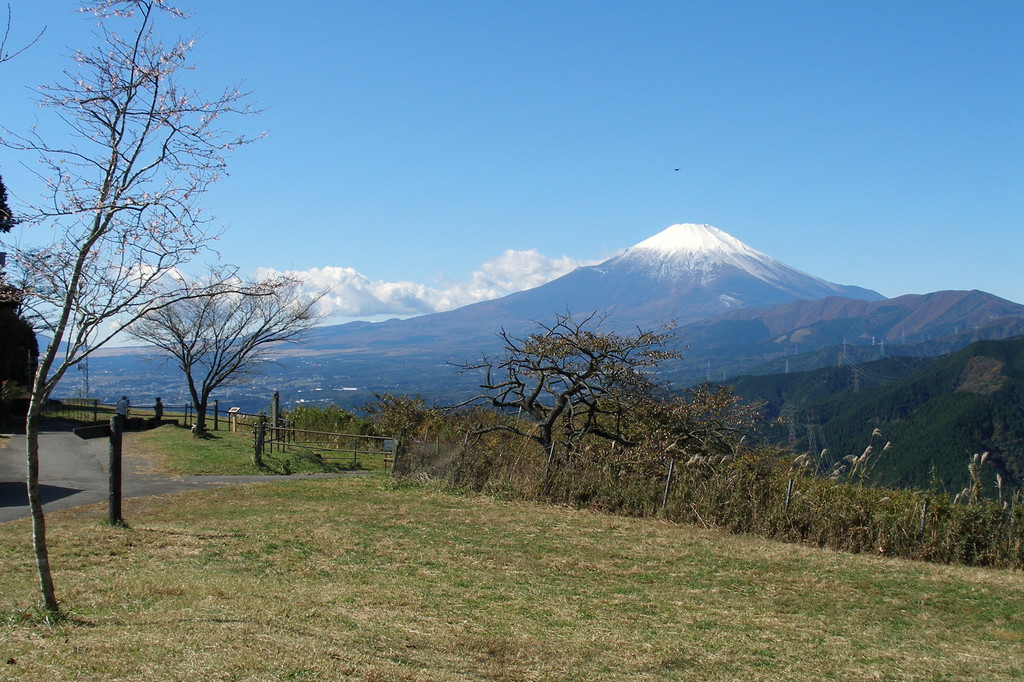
(43, 396), (327, 437)
(44, 397), (104, 422)
(43, 397), (238, 431)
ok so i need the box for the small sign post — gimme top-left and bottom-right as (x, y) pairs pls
(108, 416), (124, 526)
(227, 407), (241, 432)
(73, 418), (125, 526)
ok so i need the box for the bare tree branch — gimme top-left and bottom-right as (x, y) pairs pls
(0, 3), (45, 65)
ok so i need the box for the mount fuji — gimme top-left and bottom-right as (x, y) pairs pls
(90, 222), (1024, 410)
(293, 223), (884, 365)
(483, 223), (883, 329)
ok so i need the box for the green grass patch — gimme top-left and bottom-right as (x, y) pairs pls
(126, 424), (382, 476)
(2, 477), (1023, 680)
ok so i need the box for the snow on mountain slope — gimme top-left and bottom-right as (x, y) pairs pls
(503, 223), (883, 328)
(603, 223), (874, 300)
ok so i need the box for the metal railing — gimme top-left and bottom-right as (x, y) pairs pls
(42, 397), (230, 430)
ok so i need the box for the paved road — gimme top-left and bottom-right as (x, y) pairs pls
(0, 421), (350, 524)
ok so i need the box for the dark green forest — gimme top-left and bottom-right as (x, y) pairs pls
(730, 337), (1024, 494)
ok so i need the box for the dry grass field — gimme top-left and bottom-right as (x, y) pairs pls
(2, 473), (1023, 681)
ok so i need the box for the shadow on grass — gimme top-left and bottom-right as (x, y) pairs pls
(0, 605), (94, 629)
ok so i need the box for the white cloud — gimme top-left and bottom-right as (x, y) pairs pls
(255, 249), (599, 320)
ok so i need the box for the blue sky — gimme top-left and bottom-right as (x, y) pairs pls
(3, 1), (1022, 321)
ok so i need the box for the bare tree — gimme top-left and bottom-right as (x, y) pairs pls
(455, 312), (678, 462)
(634, 383), (760, 464)
(128, 274), (324, 437)
(0, 0), (259, 618)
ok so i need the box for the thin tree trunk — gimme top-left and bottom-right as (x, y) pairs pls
(186, 378), (208, 438)
(25, 401), (60, 616)
(193, 405), (207, 437)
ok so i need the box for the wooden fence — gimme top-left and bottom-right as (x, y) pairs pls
(45, 394), (396, 469)
(255, 421), (395, 467)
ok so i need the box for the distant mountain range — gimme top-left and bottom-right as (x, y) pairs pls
(668, 288), (1024, 385)
(75, 224), (1024, 418)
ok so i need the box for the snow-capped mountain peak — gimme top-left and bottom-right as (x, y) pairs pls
(609, 222), (781, 280)
(628, 223), (752, 258)
(580, 223), (882, 320)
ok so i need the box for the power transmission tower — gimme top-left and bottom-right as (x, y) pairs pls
(781, 406), (797, 445)
(806, 422), (818, 459)
(78, 354), (90, 398)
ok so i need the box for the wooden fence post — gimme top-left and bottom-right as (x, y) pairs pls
(661, 458), (675, 509)
(918, 499), (928, 540)
(213, 400), (219, 431)
(254, 419), (266, 467)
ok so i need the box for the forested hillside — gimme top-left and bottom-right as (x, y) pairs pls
(730, 337), (1024, 493)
